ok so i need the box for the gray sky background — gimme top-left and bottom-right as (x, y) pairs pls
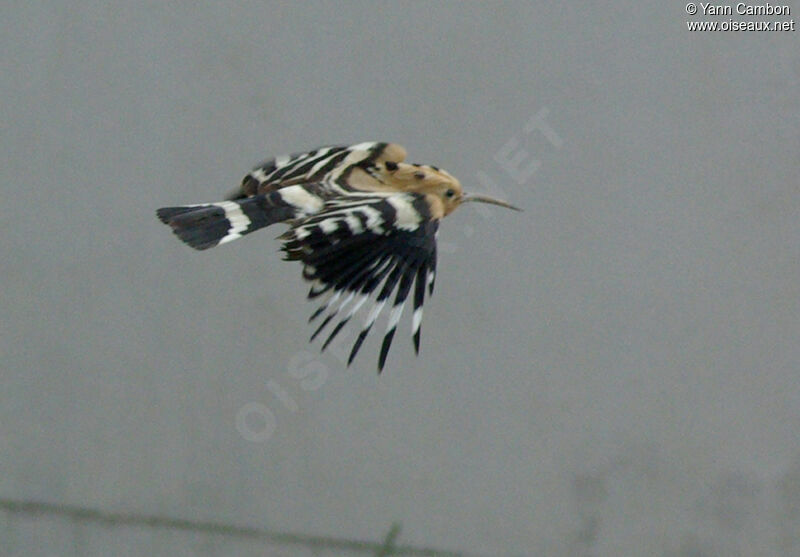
(2, 2), (798, 555)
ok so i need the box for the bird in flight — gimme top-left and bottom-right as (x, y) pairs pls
(157, 142), (520, 372)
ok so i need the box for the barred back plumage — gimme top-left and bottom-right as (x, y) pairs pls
(157, 142), (520, 372)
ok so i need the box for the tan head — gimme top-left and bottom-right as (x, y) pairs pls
(376, 160), (521, 218)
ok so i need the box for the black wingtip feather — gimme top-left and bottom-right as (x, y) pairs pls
(348, 329), (370, 366)
(378, 329), (397, 373)
(310, 313), (335, 343)
(309, 308), (325, 323)
(322, 319), (349, 351)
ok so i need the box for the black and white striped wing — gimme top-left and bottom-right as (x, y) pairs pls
(280, 193), (438, 372)
(234, 141), (405, 198)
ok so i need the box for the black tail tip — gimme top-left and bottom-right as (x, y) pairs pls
(157, 206), (195, 224)
(156, 205), (228, 251)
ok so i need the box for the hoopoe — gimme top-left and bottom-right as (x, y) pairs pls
(157, 142), (520, 372)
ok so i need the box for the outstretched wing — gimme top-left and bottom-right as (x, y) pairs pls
(231, 142), (409, 199)
(280, 192), (439, 372)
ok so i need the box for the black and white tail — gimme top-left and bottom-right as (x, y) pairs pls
(157, 186), (326, 250)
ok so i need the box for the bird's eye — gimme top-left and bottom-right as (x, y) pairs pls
(445, 189), (455, 198)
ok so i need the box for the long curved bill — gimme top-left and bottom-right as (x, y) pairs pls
(462, 193), (522, 211)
